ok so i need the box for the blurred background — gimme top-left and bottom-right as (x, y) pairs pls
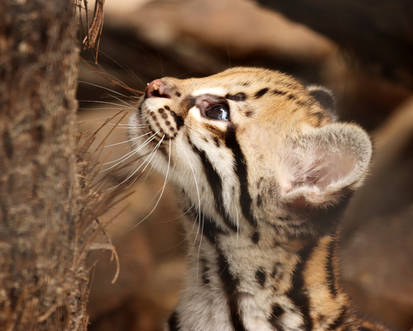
(77, 0), (413, 330)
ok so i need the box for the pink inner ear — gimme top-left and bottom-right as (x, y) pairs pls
(279, 123), (372, 206)
(308, 150), (357, 189)
(287, 146), (358, 193)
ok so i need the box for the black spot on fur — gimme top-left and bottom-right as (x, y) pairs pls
(272, 89), (287, 96)
(158, 108), (164, 113)
(171, 111), (184, 129)
(164, 105), (170, 110)
(168, 311), (181, 331)
(241, 81), (250, 87)
(326, 239), (338, 297)
(256, 194), (262, 207)
(245, 110), (254, 117)
(255, 88), (269, 98)
(268, 304), (285, 329)
(271, 262), (281, 278)
(257, 177), (264, 189)
(287, 94), (297, 100)
(251, 231), (260, 244)
(213, 137), (220, 147)
(175, 91), (181, 97)
(226, 92), (247, 101)
(255, 267), (266, 287)
(200, 257), (210, 285)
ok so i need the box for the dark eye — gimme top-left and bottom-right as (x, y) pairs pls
(204, 103), (229, 121)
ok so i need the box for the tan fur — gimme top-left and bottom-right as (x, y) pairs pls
(128, 67), (386, 330)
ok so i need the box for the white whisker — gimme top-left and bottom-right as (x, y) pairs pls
(133, 138), (171, 227)
(103, 130), (159, 171)
(78, 80), (130, 98)
(111, 134), (164, 189)
(111, 94), (136, 109)
(104, 131), (151, 148)
(79, 99), (135, 110)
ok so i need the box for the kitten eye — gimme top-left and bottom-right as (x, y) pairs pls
(204, 103), (229, 121)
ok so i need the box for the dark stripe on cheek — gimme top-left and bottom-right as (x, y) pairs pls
(168, 311), (181, 331)
(286, 242), (317, 331)
(326, 239), (338, 297)
(225, 126), (257, 228)
(216, 247), (247, 331)
(255, 267), (266, 287)
(327, 307), (347, 330)
(268, 304), (285, 330)
(200, 257), (210, 285)
(272, 89), (287, 96)
(251, 231), (260, 244)
(170, 110), (184, 129)
(226, 92), (247, 101)
(187, 206), (227, 245)
(188, 137), (238, 232)
(255, 88), (269, 98)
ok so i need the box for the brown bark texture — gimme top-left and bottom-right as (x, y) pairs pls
(0, 1), (88, 330)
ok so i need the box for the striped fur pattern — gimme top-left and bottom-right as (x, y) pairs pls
(128, 67), (386, 330)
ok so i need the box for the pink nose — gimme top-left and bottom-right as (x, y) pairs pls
(145, 79), (170, 98)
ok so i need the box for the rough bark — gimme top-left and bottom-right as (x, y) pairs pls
(0, 1), (88, 330)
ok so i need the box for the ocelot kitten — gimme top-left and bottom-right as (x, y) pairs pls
(128, 67), (387, 330)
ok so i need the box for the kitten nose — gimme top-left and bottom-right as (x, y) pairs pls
(145, 79), (171, 98)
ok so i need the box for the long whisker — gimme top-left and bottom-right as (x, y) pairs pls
(104, 131), (151, 148)
(112, 134), (164, 189)
(185, 149), (202, 246)
(116, 123), (148, 127)
(110, 94), (137, 109)
(78, 80), (130, 98)
(103, 130), (159, 170)
(79, 99), (135, 110)
(133, 138), (171, 227)
(97, 50), (146, 87)
(158, 204), (194, 224)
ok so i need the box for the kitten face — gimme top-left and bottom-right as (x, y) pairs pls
(129, 67), (371, 234)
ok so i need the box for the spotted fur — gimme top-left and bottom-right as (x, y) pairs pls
(128, 67), (387, 330)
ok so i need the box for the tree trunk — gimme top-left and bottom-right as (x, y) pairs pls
(0, 1), (88, 330)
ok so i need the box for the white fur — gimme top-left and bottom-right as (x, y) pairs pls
(192, 87), (226, 97)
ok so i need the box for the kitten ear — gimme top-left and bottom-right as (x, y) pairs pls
(307, 85), (337, 120)
(277, 123), (372, 208)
